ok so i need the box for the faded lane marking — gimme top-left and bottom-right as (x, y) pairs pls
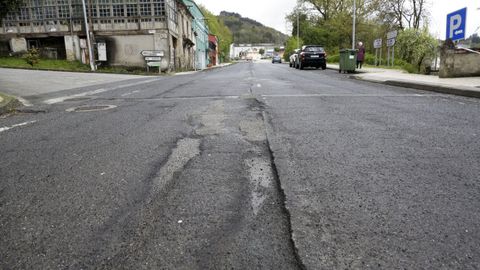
(262, 94), (437, 98)
(44, 79), (158, 104)
(151, 138), (201, 194)
(16, 96), (33, 107)
(121, 90), (140, 97)
(0, 120), (37, 133)
(245, 157), (273, 215)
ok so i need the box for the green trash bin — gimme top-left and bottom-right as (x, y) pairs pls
(339, 49), (357, 73)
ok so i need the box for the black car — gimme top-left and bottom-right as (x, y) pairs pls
(295, 45), (327, 70)
(272, 55), (282, 64)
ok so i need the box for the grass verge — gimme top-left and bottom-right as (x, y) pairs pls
(0, 57), (172, 75)
(0, 92), (21, 115)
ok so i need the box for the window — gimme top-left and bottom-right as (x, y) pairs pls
(99, 5), (111, 17)
(58, 6), (70, 19)
(113, 4), (124, 17)
(44, 6), (56, 19)
(140, 3), (151, 16)
(32, 7), (43, 20)
(153, 2), (165, 16)
(18, 8), (30, 21)
(126, 4), (137, 17)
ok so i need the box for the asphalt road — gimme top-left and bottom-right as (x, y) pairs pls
(1, 62), (479, 269)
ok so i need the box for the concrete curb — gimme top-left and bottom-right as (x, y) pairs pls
(350, 75), (480, 99)
(0, 93), (22, 115)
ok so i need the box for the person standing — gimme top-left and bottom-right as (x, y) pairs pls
(357, 42), (366, 69)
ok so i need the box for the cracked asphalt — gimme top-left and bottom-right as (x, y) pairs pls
(1, 62), (479, 269)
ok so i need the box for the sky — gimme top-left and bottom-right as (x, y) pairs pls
(194, 0), (480, 39)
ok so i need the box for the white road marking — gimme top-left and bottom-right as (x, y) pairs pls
(0, 120), (37, 133)
(43, 79), (158, 104)
(44, 88), (107, 104)
(16, 96), (33, 107)
(262, 94), (437, 98)
(120, 90), (140, 97)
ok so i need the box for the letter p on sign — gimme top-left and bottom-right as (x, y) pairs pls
(446, 8), (467, 41)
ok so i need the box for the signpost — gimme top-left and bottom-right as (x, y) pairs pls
(141, 50), (164, 72)
(386, 30), (398, 67)
(373, 39), (382, 66)
(446, 8), (467, 41)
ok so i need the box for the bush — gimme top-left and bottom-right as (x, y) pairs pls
(328, 54), (339, 63)
(22, 48), (40, 66)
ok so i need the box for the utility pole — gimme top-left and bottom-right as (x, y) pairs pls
(297, 9), (300, 49)
(352, 0), (356, 49)
(81, 0), (95, 71)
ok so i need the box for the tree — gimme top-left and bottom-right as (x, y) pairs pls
(0, 0), (23, 23)
(200, 6), (234, 62)
(396, 28), (438, 72)
(284, 36), (304, 61)
(259, 48), (265, 55)
(373, 0), (428, 30)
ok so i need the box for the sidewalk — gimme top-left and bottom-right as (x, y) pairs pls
(327, 63), (480, 98)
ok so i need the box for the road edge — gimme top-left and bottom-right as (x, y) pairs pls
(349, 75), (480, 99)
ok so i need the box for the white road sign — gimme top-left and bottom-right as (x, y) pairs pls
(147, 62), (162, 67)
(374, 39), (382, 49)
(141, 50), (164, 57)
(145, 57), (162, 61)
(386, 38), (396, 47)
(387, 30), (398, 40)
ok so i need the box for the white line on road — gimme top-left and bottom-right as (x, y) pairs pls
(261, 94), (435, 98)
(0, 120), (37, 133)
(16, 96), (33, 107)
(120, 90), (140, 97)
(43, 79), (159, 104)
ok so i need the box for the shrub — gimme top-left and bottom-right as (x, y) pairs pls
(328, 54), (339, 63)
(22, 48), (40, 66)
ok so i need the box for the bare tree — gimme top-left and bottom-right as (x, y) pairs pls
(373, 0), (428, 29)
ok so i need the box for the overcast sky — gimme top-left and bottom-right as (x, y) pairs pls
(194, 0), (479, 39)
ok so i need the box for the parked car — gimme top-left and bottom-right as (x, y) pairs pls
(272, 55), (282, 64)
(289, 49), (300, 67)
(295, 45), (327, 70)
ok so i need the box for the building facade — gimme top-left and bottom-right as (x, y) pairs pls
(0, 0), (196, 72)
(208, 34), (217, 66)
(182, 0), (208, 70)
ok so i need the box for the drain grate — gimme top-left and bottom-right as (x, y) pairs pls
(66, 105), (117, 112)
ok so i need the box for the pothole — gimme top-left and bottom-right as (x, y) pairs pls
(66, 105), (117, 112)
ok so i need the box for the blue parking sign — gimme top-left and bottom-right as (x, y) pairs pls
(446, 8), (467, 41)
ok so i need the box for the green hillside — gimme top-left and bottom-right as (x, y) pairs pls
(219, 11), (287, 44)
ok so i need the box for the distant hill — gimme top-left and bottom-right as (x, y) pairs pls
(219, 11), (287, 45)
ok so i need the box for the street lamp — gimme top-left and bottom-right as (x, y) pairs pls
(297, 9), (300, 49)
(352, 0), (356, 49)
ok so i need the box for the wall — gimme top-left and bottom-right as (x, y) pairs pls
(9, 37), (27, 53)
(103, 35), (154, 67)
(440, 49), (480, 78)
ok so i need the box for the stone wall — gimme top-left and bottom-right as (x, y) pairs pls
(440, 44), (480, 78)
